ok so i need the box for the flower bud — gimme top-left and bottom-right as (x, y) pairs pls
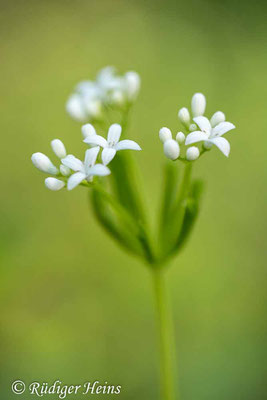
(66, 94), (87, 122)
(31, 153), (58, 174)
(125, 71), (140, 100)
(178, 107), (190, 126)
(191, 93), (206, 117)
(45, 177), (65, 191)
(210, 111), (225, 127)
(60, 164), (71, 176)
(159, 127), (172, 143)
(176, 131), (185, 144)
(81, 123), (96, 139)
(186, 146), (200, 161)
(51, 139), (66, 159)
(189, 123), (197, 132)
(164, 139), (180, 160)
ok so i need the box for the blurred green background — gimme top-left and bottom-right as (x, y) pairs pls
(1, 0), (266, 399)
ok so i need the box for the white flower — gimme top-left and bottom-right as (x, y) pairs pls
(45, 177), (65, 191)
(185, 116), (235, 157)
(210, 111), (225, 127)
(31, 153), (58, 174)
(176, 132), (185, 144)
(178, 107), (190, 126)
(159, 127), (172, 143)
(186, 146), (200, 161)
(164, 139), (180, 160)
(191, 93), (206, 117)
(83, 123), (141, 165)
(51, 139), (67, 159)
(62, 147), (110, 190)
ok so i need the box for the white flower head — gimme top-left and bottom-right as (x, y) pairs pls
(159, 127), (172, 143)
(83, 123), (141, 165)
(186, 146), (200, 161)
(51, 139), (67, 159)
(185, 116), (235, 157)
(62, 147), (110, 190)
(164, 139), (180, 160)
(31, 153), (58, 175)
(45, 177), (65, 191)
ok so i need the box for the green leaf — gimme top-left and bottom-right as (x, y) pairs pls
(90, 187), (145, 259)
(110, 152), (145, 223)
(169, 179), (204, 257)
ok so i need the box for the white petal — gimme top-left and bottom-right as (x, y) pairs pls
(115, 140), (141, 151)
(83, 134), (107, 148)
(209, 137), (230, 157)
(61, 155), (84, 172)
(51, 139), (67, 159)
(191, 93), (206, 117)
(87, 164), (111, 177)
(84, 147), (100, 171)
(185, 131), (209, 145)
(67, 172), (86, 190)
(102, 148), (116, 165)
(211, 122), (235, 137)
(31, 153), (58, 175)
(210, 111), (225, 127)
(81, 123), (96, 139)
(193, 116), (211, 134)
(45, 177), (65, 191)
(107, 124), (122, 145)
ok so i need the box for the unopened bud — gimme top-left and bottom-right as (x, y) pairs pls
(45, 177), (65, 191)
(186, 146), (200, 161)
(60, 164), (71, 176)
(178, 107), (190, 126)
(176, 132), (185, 144)
(125, 71), (141, 100)
(31, 153), (58, 174)
(81, 124), (96, 139)
(191, 93), (206, 117)
(159, 127), (172, 143)
(210, 111), (225, 127)
(164, 139), (180, 160)
(51, 139), (66, 159)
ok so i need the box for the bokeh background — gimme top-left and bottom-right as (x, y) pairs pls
(1, 0), (266, 399)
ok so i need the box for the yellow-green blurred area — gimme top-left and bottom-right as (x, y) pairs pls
(1, 0), (266, 398)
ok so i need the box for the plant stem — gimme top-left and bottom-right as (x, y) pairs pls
(152, 268), (178, 400)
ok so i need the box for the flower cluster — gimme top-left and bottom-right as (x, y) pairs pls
(159, 93), (235, 161)
(31, 124), (141, 191)
(66, 67), (141, 122)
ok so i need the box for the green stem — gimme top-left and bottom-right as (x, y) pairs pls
(153, 269), (178, 400)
